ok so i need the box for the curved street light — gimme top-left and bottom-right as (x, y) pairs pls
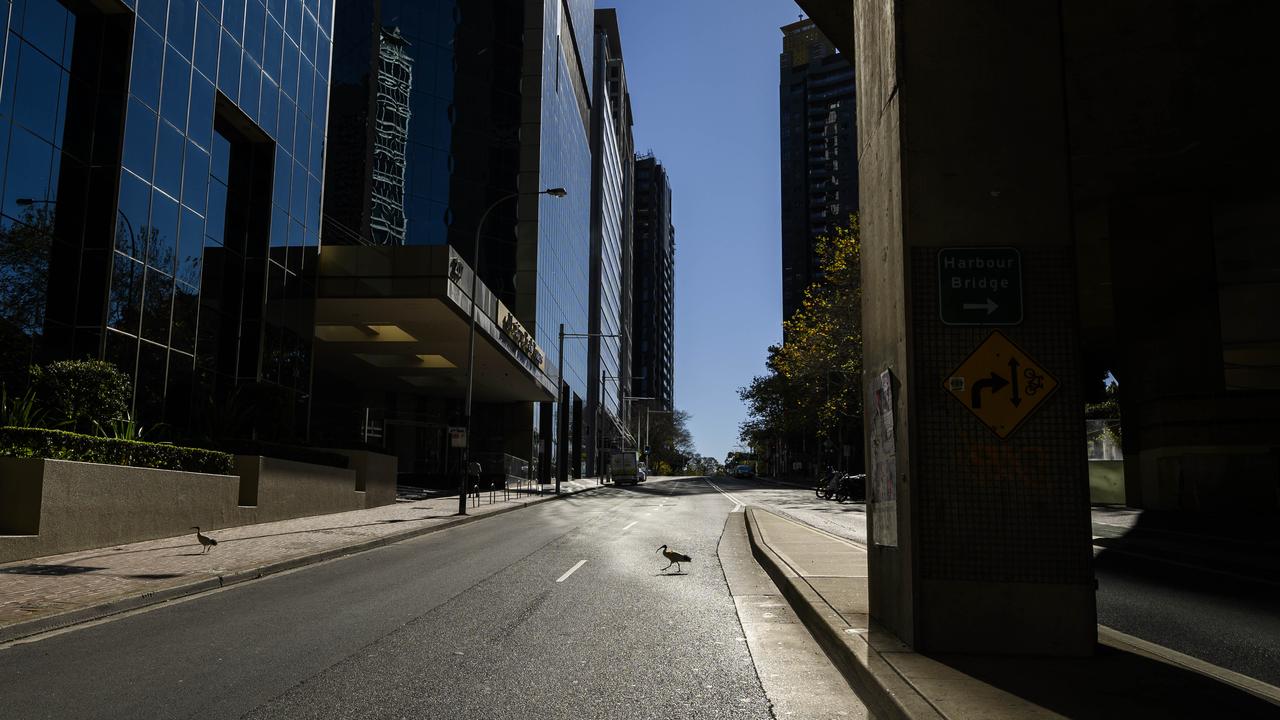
(458, 187), (566, 516)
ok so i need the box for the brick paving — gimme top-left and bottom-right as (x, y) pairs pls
(0, 477), (609, 639)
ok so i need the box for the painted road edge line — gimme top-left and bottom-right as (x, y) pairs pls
(556, 560), (587, 583)
(704, 478), (745, 512)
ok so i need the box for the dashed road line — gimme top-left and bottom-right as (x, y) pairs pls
(556, 560), (587, 583)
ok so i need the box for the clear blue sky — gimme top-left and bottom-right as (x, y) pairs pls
(597, 0), (805, 461)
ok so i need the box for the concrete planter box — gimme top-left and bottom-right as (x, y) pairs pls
(0, 450), (399, 564)
(330, 449), (398, 508)
(0, 457), (241, 564)
(233, 456), (362, 521)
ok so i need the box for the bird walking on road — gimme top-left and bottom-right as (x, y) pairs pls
(657, 545), (691, 573)
(192, 526), (217, 553)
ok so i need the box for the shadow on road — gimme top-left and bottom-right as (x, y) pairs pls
(932, 642), (1280, 719)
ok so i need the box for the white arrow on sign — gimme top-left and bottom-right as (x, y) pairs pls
(963, 298), (999, 315)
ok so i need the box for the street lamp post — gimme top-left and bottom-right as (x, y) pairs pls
(554, 325), (620, 494)
(459, 187), (566, 517)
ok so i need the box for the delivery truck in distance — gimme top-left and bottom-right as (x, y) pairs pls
(610, 451), (645, 485)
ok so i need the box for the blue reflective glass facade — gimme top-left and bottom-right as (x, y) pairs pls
(525, 0), (592, 407)
(322, 0), (457, 249)
(587, 23), (623, 462)
(0, 0), (333, 434)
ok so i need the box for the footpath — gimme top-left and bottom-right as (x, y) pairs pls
(0, 477), (610, 644)
(742, 507), (1280, 720)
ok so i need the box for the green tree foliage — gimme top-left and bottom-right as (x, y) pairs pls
(0, 206), (54, 387)
(739, 216), (864, 465)
(31, 359), (132, 434)
(645, 409), (697, 472)
(685, 456), (723, 476)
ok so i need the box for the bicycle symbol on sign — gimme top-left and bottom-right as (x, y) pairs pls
(1024, 368), (1046, 396)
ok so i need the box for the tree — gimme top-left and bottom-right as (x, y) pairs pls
(685, 456), (723, 476)
(644, 409), (697, 472)
(0, 207), (54, 388)
(739, 215), (864, 474)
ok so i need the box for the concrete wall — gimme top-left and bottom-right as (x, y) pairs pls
(839, 0), (1096, 655)
(332, 449), (399, 508)
(0, 450), (399, 564)
(0, 458), (242, 563)
(850, 0), (914, 646)
(1064, 3), (1280, 510)
(233, 456), (364, 523)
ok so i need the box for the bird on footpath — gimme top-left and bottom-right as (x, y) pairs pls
(657, 545), (691, 573)
(192, 526), (218, 553)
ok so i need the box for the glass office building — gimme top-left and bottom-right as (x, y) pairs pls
(316, 0), (595, 484)
(517, 0), (594, 480)
(323, 0), (457, 251)
(585, 10), (628, 476)
(0, 0), (333, 437)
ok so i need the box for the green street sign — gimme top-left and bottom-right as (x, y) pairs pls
(937, 247), (1023, 326)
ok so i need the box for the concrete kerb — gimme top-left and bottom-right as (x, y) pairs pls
(743, 507), (943, 720)
(0, 483), (601, 646)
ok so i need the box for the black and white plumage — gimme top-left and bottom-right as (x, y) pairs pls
(191, 526), (217, 553)
(657, 544), (692, 573)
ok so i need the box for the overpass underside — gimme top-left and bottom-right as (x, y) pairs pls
(800, 0), (1280, 655)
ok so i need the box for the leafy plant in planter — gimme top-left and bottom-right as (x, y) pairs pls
(1, 383), (47, 428)
(95, 412), (157, 443)
(31, 360), (131, 435)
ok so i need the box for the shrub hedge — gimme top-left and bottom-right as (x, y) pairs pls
(0, 427), (235, 475)
(31, 360), (132, 434)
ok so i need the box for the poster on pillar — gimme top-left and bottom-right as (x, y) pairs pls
(869, 369), (898, 547)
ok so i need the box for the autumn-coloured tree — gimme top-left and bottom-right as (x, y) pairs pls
(740, 216), (863, 474)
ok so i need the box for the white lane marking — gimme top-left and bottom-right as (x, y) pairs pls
(622, 521), (638, 531)
(556, 560), (587, 583)
(705, 478), (745, 512)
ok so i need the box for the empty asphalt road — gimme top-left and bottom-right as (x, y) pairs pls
(0, 478), (863, 720)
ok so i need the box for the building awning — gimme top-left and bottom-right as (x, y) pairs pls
(315, 245), (556, 403)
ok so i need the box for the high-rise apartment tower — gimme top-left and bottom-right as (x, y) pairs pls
(779, 19), (857, 323)
(632, 154), (674, 412)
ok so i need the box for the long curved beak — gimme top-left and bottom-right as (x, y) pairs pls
(656, 546), (663, 553)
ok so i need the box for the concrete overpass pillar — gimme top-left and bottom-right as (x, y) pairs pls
(851, 0), (1095, 654)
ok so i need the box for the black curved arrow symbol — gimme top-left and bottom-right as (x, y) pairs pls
(970, 372), (1009, 409)
(1008, 357), (1022, 407)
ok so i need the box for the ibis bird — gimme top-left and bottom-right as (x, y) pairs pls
(657, 544), (691, 573)
(191, 526), (217, 553)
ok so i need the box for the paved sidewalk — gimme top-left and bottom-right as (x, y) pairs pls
(0, 476), (615, 644)
(743, 507), (1280, 720)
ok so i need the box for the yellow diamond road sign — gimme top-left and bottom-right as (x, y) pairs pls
(944, 331), (1059, 439)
